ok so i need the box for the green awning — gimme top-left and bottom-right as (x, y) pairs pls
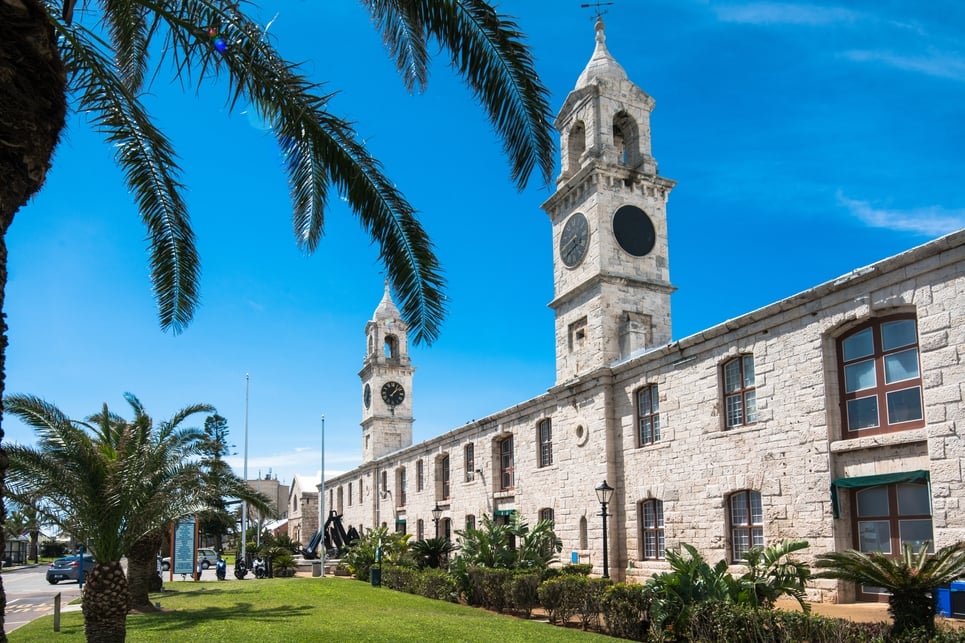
(830, 470), (930, 518)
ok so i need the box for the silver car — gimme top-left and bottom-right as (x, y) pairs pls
(160, 548), (219, 571)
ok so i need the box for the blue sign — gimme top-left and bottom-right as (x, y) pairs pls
(173, 518), (196, 575)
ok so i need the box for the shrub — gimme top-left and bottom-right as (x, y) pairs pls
(575, 577), (611, 630)
(478, 567), (513, 611)
(542, 562), (593, 581)
(415, 568), (458, 602)
(601, 582), (651, 641)
(382, 565), (417, 593)
(273, 552), (297, 578)
(685, 601), (894, 642)
(538, 576), (582, 625)
(41, 541), (67, 558)
(508, 571), (541, 617)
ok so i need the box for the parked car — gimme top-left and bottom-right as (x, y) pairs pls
(160, 548), (218, 571)
(46, 554), (94, 584)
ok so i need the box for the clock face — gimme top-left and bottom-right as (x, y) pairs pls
(560, 212), (589, 268)
(612, 205), (656, 257)
(381, 381), (405, 406)
(363, 383), (371, 409)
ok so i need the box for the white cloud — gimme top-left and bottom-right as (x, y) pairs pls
(713, 2), (859, 26)
(842, 49), (965, 82)
(837, 192), (965, 236)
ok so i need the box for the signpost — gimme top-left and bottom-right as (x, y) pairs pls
(172, 517), (198, 577)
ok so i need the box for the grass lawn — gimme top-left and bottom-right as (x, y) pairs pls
(9, 577), (612, 642)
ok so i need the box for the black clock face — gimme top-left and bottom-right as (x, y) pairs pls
(381, 381), (405, 406)
(612, 205), (656, 257)
(363, 383), (371, 409)
(560, 212), (589, 268)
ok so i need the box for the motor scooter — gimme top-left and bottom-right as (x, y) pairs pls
(215, 557), (227, 581)
(253, 556), (267, 579)
(233, 560), (248, 580)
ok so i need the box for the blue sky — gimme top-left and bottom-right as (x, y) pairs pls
(5, 1), (964, 488)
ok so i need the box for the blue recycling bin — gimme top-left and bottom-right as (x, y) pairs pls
(935, 586), (951, 617)
(951, 580), (965, 619)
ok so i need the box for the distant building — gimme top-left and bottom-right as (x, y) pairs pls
(287, 475), (320, 547)
(322, 18), (964, 605)
(246, 474), (289, 523)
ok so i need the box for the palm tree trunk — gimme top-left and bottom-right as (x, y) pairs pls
(128, 532), (163, 610)
(1, 2), (68, 639)
(82, 561), (130, 643)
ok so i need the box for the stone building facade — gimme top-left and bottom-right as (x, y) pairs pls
(321, 19), (964, 604)
(286, 474), (319, 547)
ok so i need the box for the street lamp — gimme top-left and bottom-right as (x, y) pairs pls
(431, 504), (443, 539)
(595, 480), (614, 579)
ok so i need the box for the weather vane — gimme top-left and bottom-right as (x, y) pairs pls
(580, 1), (615, 20)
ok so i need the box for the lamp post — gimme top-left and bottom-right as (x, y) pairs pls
(595, 480), (614, 579)
(431, 504), (442, 539)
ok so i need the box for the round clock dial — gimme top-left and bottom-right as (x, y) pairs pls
(363, 383), (371, 409)
(381, 381), (405, 406)
(612, 205), (655, 257)
(560, 212), (589, 268)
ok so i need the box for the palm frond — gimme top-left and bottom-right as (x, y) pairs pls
(402, 0), (554, 189)
(361, 0), (430, 91)
(149, 0), (447, 344)
(100, 0), (152, 90)
(54, 18), (201, 334)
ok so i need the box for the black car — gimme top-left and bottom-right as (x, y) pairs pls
(46, 554), (94, 584)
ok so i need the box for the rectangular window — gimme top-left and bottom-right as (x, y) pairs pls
(440, 455), (450, 500)
(729, 490), (763, 561)
(637, 384), (660, 446)
(398, 468), (407, 506)
(348, 482), (353, 506)
(538, 419), (553, 467)
(416, 459), (424, 492)
(723, 355), (757, 428)
(465, 443), (475, 482)
(499, 437), (515, 491)
(466, 514), (476, 531)
(853, 481), (933, 598)
(539, 508), (555, 524)
(641, 499), (665, 560)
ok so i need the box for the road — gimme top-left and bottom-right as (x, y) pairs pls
(3, 564), (83, 634)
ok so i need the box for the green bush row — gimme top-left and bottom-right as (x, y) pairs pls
(381, 565), (458, 603)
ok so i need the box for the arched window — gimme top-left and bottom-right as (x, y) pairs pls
(466, 514), (476, 531)
(612, 112), (639, 166)
(538, 419), (553, 467)
(722, 355), (757, 428)
(498, 436), (515, 491)
(539, 508), (554, 524)
(384, 334), (398, 360)
(838, 315), (923, 437)
(437, 454), (451, 500)
(728, 490), (763, 562)
(636, 384), (660, 446)
(639, 499), (664, 560)
(567, 121), (586, 169)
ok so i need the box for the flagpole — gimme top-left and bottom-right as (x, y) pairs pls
(319, 414), (325, 577)
(241, 373), (250, 565)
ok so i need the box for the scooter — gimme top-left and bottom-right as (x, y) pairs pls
(253, 556), (267, 579)
(233, 560), (248, 580)
(215, 558), (227, 581)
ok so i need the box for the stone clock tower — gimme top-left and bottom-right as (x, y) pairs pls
(359, 283), (414, 463)
(542, 18), (676, 385)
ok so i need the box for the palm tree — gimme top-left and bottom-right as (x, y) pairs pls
(410, 537), (457, 569)
(815, 541), (965, 637)
(4, 393), (223, 641)
(1, 3), (552, 634)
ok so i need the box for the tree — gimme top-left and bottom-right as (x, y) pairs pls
(410, 537), (457, 570)
(197, 413), (235, 552)
(4, 393), (218, 640)
(0, 3), (552, 633)
(815, 541), (965, 638)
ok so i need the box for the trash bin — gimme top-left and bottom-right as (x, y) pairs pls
(951, 580), (965, 618)
(935, 586), (951, 617)
(370, 566), (381, 587)
(312, 561), (322, 578)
